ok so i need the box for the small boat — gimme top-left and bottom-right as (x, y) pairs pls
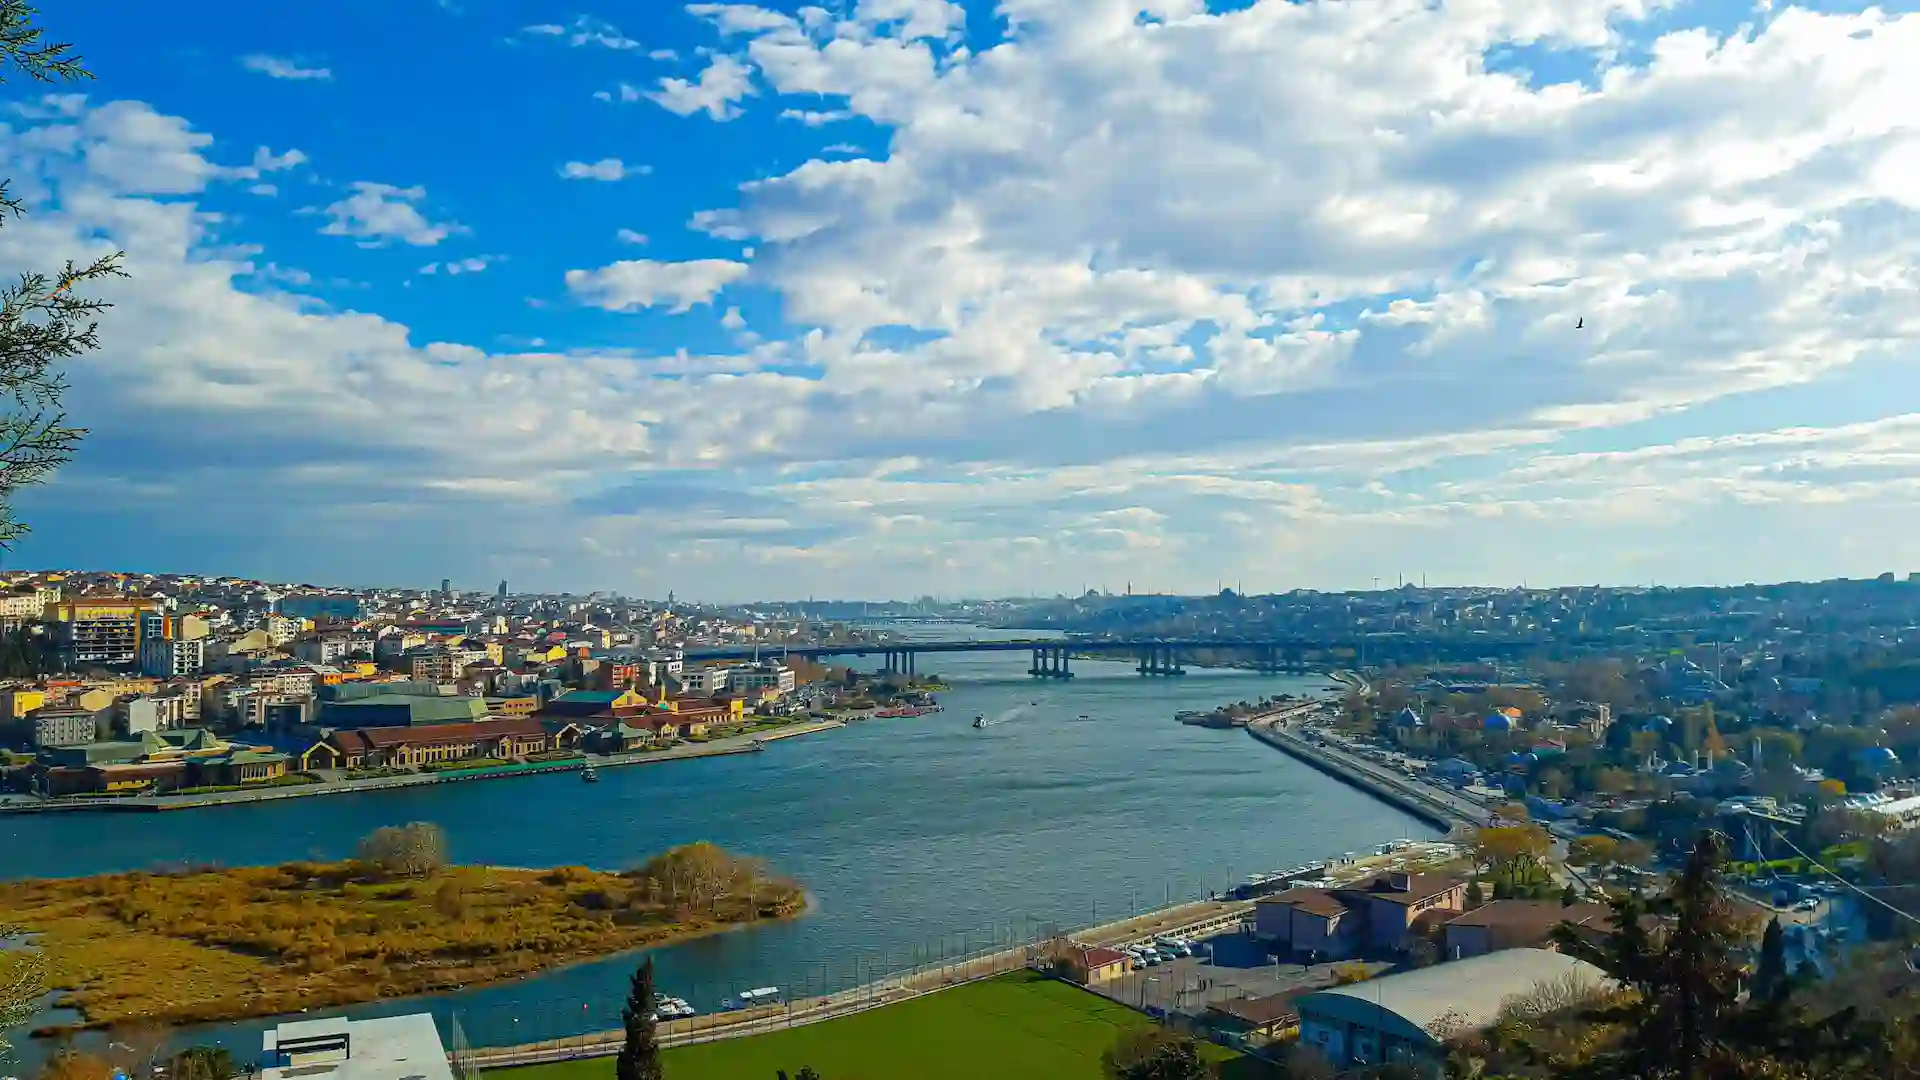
(973, 715), (988, 729)
(1077, 714), (1091, 721)
(581, 765), (600, 783)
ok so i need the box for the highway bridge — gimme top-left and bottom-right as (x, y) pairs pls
(682, 635), (1546, 678)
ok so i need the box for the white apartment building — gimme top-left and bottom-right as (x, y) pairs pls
(678, 665), (733, 694)
(140, 635), (207, 678)
(730, 664), (797, 695)
(125, 693), (195, 734)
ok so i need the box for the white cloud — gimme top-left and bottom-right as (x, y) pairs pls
(780, 108), (854, 126)
(239, 54), (332, 81)
(418, 255), (501, 276)
(565, 258), (751, 312)
(646, 54), (755, 120)
(317, 182), (465, 247)
(559, 158), (650, 181)
(521, 16), (640, 50)
(19, 3), (1920, 596)
(616, 228), (649, 245)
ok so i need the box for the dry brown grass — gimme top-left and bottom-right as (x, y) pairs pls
(2, 847), (804, 1031)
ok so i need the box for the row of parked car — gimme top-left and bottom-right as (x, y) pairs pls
(1119, 936), (1198, 970)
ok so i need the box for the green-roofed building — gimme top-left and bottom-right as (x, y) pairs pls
(193, 749), (291, 786)
(318, 693), (488, 728)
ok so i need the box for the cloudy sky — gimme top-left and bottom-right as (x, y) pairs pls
(3, 0), (1919, 601)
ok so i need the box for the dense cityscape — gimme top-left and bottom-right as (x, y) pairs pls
(7, 565), (1920, 1076)
(8, 0), (1920, 1078)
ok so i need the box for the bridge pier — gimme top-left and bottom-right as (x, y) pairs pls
(1136, 645), (1186, 677)
(1028, 646), (1074, 679)
(881, 650), (917, 678)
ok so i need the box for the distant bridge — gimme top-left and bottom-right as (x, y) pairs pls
(682, 636), (1545, 679)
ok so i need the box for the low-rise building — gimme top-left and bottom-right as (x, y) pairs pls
(326, 717), (553, 769)
(259, 1013), (453, 1080)
(1440, 900), (1612, 959)
(28, 707), (103, 749)
(1255, 872), (1468, 960)
(1295, 948), (1611, 1070)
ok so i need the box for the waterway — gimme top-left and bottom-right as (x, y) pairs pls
(1, 627), (1435, 1060)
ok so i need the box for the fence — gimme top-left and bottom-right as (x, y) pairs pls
(451, 902), (1259, 1068)
(457, 920), (1071, 1068)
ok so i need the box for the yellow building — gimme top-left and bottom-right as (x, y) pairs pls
(0, 688), (45, 719)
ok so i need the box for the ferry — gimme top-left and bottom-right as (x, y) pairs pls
(581, 764), (600, 783)
(721, 986), (781, 1010)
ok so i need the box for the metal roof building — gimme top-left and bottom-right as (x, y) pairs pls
(1295, 948), (1610, 1070)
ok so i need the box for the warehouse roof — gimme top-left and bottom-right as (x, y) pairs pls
(1297, 948), (1610, 1046)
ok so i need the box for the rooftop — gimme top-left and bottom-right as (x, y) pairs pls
(1298, 948), (1611, 1044)
(261, 1013), (453, 1080)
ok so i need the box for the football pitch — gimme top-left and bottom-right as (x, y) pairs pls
(498, 971), (1263, 1080)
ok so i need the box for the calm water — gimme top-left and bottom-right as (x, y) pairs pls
(1, 629), (1433, 1057)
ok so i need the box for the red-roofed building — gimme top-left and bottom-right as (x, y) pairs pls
(326, 717), (553, 769)
(1057, 944), (1130, 985)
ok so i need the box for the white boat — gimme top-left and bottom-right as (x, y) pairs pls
(581, 765), (599, 783)
(722, 986), (781, 1010)
(973, 715), (988, 728)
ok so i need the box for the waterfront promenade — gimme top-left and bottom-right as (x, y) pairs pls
(0, 719), (848, 815)
(462, 900), (1251, 1068)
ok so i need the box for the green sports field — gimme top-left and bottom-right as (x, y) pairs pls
(499, 972), (1267, 1080)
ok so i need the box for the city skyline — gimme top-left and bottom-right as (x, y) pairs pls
(4, 1), (1920, 600)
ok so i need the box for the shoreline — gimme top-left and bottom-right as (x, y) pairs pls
(13, 859), (811, 1035)
(0, 719), (848, 816)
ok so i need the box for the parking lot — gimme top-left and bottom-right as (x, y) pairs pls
(1085, 931), (1386, 1018)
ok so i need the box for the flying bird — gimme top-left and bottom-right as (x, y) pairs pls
(1576, 317), (1584, 329)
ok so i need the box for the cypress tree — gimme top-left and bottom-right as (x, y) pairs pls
(616, 957), (663, 1080)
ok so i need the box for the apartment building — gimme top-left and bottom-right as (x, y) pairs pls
(46, 597), (162, 669)
(140, 635), (207, 678)
(678, 665), (732, 694)
(730, 663), (796, 695)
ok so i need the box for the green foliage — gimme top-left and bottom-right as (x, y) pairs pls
(1103, 1028), (1213, 1080)
(0, 0), (126, 545)
(616, 957), (662, 1080)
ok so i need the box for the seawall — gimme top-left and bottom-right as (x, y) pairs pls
(0, 720), (848, 816)
(1245, 719), (1471, 832)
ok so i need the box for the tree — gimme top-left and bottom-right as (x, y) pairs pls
(355, 822), (447, 879)
(0, 1), (127, 545)
(615, 957), (662, 1080)
(1473, 823), (1552, 879)
(1569, 836), (1620, 868)
(1550, 830), (1805, 1080)
(166, 1047), (234, 1080)
(1466, 879), (1484, 907)
(1102, 1028), (1212, 1080)
(1753, 918), (1787, 1004)
(774, 1071), (822, 1080)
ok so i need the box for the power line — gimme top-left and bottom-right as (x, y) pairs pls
(1757, 822), (1920, 931)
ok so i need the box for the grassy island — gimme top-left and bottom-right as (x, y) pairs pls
(1, 827), (803, 1031)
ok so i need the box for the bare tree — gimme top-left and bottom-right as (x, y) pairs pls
(356, 822), (448, 879)
(1, 922), (44, 1060)
(0, 1), (126, 544)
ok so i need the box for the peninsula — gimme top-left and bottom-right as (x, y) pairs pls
(3, 831), (803, 1032)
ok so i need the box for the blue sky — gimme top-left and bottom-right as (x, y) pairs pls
(5, 0), (1920, 600)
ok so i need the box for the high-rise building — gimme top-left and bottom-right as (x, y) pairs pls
(496, 580), (508, 600)
(46, 596), (162, 669)
(441, 578), (452, 598)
